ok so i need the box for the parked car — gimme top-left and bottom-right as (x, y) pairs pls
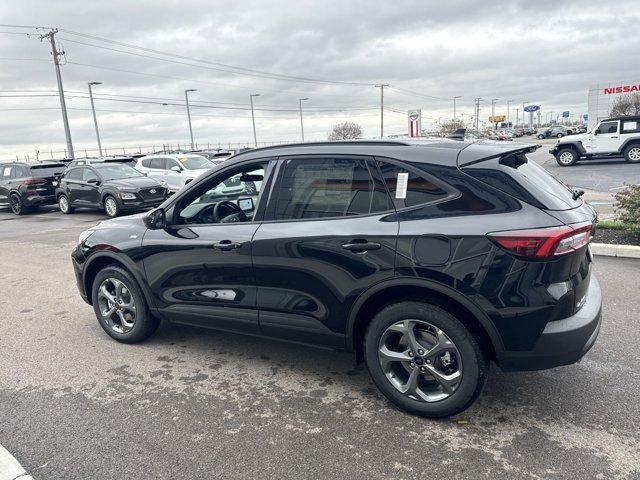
(66, 156), (137, 168)
(72, 139), (601, 418)
(523, 127), (537, 135)
(0, 161), (66, 215)
(56, 163), (168, 217)
(134, 153), (215, 194)
(513, 128), (525, 137)
(550, 116), (640, 166)
(538, 126), (567, 139)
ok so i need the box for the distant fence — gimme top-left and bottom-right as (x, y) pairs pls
(1, 140), (296, 162)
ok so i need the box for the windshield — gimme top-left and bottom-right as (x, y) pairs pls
(178, 156), (212, 170)
(96, 164), (144, 181)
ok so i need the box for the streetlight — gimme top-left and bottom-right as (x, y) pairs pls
(88, 81), (103, 157)
(453, 96), (461, 121)
(506, 100), (513, 128)
(250, 94), (260, 147)
(185, 89), (197, 150)
(299, 98), (309, 142)
(491, 98), (499, 130)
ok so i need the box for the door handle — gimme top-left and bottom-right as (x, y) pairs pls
(611, 136), (619, 138)
(212, 240), (242, 251)
(342, 239), (381, 253)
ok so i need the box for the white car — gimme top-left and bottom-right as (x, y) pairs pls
(550, 116), (640, 166)
(135, 153), (245, 196)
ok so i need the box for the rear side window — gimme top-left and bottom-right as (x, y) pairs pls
(621, 120), (639, 134)
(1, 166), (12, 178)
(464, 153), (581, 211)
(14, 165), (30, 178)
(377, 160), (449, 209)
(149, 158), (167, 169)
(269, 157), (391, 220)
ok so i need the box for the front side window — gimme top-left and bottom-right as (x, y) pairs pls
(82, 168), (99, 183)
(177, 156), (211, 170)
(65, 168), (83, 181)
(598, 121), (618, 134)
(377, 160), (449, 209)
(269, 157), (390, 221)
(178, 164), (266, 224)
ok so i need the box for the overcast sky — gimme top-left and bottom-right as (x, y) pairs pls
(1, 0), (639, 159)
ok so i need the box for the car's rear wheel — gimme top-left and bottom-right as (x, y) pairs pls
(9, 193), (25, 215)
(537, 134), (544, 139)
(364, 301), (488, 418)
(58, 194), (74, 214)
(556, 133), (564, 138)
(623, 144), (640, 163)
(104, 195), (120, 218)
(91, 266), (159, 343)
(556, 148), (578, 167)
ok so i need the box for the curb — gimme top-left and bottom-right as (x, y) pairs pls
(0, 444), (33, 480)
(591, 242), (640, 259)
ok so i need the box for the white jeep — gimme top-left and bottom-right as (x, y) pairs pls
(549, 116), (640, 166)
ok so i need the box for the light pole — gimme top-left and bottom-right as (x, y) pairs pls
(506, 100), (512, 128)
(453, 96), (461, 121)
(88, 81), (103, 157)
(299, 97), (308, 142)
(250, 93), (260, 147)
(491, 98), (499, 130)
(185, 89), (197, 150)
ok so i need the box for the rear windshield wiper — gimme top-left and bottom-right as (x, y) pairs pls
(572, 189), (585, 200)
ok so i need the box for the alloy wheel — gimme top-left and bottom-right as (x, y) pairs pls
(59, 196), (69, 213)
(559, 151), (575, 165)
(628, 147), (640, 161)
(10, 195), (21, 214)
(105, 197), (118, 217)
(97, 278), (136, 334)
(378, 319), (463, 402)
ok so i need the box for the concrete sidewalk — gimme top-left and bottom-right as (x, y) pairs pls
(0, 445), (32, 480)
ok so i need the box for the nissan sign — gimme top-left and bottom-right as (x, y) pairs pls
(407, 109), (422, 137)
(523, 105), (540, 113)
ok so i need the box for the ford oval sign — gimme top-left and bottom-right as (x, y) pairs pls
(523, 105), (540, 113)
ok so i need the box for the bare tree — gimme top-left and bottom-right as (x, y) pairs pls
(610, 92), (640, 117)
(438, 119), (466, 136)
(328, 122), (363, 140)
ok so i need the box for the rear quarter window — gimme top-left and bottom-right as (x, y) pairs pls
(376, 160), (450, 209)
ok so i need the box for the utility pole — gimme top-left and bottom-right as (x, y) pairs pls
(474, 98), (482, 132)
(453, 96), (461, 121)
(40, 29), (74, 158)
(299, 97), (308, 142)
(88, 82), (103, 156)
(250, 93), (260, 147)
(491, 98), (499, 130)
(522, 102), (527, 128)
(506, 100), (512, 128)
(185, 89), (197, 150)
(375, 84), (389, 138)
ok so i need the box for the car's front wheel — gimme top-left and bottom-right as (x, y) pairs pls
(623, 144), (640, 163)
(556, 148), (578, 167)
(537, 134), (544, 139)
(364, 301), (488, 418)
(91, 266), (159, 343)
(103, 195), (120, 218)
(556, 133), (564, 138)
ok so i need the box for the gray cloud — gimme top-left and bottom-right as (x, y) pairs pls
(1, 0), (639, 158)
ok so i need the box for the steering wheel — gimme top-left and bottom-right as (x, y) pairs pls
(213, 200), (247, 223)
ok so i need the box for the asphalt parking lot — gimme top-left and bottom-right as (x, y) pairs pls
(1, 203), (640, 479)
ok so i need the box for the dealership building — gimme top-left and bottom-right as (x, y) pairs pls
(587, 79), (640, 129)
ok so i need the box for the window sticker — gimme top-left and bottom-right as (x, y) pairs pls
(396, 172), (408, 199)
(623, 121), (637, 131)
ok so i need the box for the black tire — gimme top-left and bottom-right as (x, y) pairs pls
(364, 301), (488, 418)
(58, 194), (74, 214)
(537, 134), (544, 139)
(91, 266), (159, 343)
(623, 143), (640, 163)
(103, 195), (120, 218)
(555, 148), (579, 167)
(556, 132), (564, 138)
(9, 193), (26, 215)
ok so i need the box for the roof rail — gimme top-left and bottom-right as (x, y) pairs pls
(237, 140), (411, 155)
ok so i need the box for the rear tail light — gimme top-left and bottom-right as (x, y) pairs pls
(21, 178), (46, 186)
(488, 222), (593, 259)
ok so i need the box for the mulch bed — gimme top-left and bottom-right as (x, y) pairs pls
(593, 228), (640, 246)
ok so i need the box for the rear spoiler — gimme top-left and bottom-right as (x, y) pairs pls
(457, 144), (540, 168)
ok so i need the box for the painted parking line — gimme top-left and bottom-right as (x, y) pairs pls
(0, 444), (33, 480)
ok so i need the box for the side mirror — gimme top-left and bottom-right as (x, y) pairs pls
(170, 166), (182, 172)
(144, 208), (166, 230)
(87, 178), (100, 185)
(594, 129), (600, 135)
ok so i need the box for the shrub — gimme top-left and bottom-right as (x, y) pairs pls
(614, 184), (640, 230)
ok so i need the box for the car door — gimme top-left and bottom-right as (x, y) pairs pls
(251, 156), (398, 348)
(164, 158), (184, 190)
(145, 157), (168, 185)
(588, 120), (620, 154)
(61, 168), (83, 205)
(0, 164), (15, 205)
(81, 167), (101, 206)
(141, 159), (275, 334)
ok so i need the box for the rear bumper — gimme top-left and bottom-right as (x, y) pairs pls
(498, 275), (602, 371)
(23, 193), (57, 207)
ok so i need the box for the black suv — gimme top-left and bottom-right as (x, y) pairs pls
(57, 163), (168, 217)
(71, 140), (602, 417)
(0, 161), (66, 215)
